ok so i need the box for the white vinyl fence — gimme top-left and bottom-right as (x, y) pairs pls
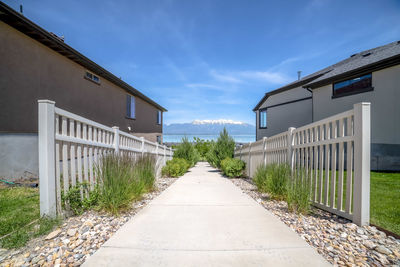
(38, 100), (173, 217)
(235, 102), (370, 226)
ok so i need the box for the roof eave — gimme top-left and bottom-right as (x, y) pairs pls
(305, 55), (400, 90)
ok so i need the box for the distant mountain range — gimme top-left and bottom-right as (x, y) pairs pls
(164, 119), (255, 135)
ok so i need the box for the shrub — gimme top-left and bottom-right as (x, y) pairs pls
(220, 157), (245, 178)
(173, 137), (199, 166)
(286, 169), (311, 214)
(61, 182), (99, 215)
(208, 128), (235, 168)
(253, 163), (291, 200)
(205, 142), (218, 167)
(193, 137), (214, 161)
(162, 158), (190, 177)
(95, 153), (156, 215)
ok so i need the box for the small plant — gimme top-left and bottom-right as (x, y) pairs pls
(253, 163), (290, 200)
(286, 169), (311, 214)
(61, 182), (99, 215)
(162, 158), (190, 177)
(220, 157), (245, 178)
(173, 137), (200, 166)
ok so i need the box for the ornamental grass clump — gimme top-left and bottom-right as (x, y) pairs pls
(162, 158), (190, 177)
(253, 163), (291, 200)
(95, 153), (156, 215)
(220, 157), (245, 178)
(286, 169), (311, 214)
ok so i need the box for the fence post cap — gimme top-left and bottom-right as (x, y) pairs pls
(38, 99), (55, 104)
(112, 126), (119, 130)
(354, 102), (371, 108)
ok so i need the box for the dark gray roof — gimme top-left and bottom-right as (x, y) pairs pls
(0, 2), (167, 111)
(254, 41), (400, 111)
(305, 41), (400, 88)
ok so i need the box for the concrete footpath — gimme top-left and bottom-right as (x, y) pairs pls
(83, 162), (330, 267)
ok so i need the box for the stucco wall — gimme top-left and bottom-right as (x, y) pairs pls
(256, 86), (312, 140)
(312, 64), (400, 170)
(0, 134), (38, 181)
(0, 21), (162, 136)
(312, 64), (400, 145)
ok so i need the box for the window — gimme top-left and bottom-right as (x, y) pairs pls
(157, 111), (162, 125)
(126, 95), (135, 119)
(157, 135), (162, 144)
(259, 109), (267, 128)
(333, 73), (372, 97)
(85, 71), (100, 84)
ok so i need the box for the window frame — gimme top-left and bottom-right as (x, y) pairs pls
(332, 73), (373, 99)
(259, 108), (267, 129)
(84, 70), (101, 85)
(157, 110), (162, 125)
(126, 95), (136, 120)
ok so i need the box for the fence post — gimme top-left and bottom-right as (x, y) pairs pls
(239, 145), (243, 160)
(353, 102), (371, 226)
(287, 127), (295, 171)
(141, 137), (145, 156)
(163, 145), (166, 165)
(38, 100), (56, 218)
(112, 127), (120, 155)
(248, 142), (252, 177)
(263, 137), (267, 166)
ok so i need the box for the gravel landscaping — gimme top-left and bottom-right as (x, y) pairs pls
(230, 177), (400, 267)
(0, 177), (176, 267)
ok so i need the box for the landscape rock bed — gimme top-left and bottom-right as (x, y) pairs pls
(0, 177), (176, 267)
(231, 177), (400, 267)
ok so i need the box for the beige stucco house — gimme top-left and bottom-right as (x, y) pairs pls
(254, 41), (400, 171)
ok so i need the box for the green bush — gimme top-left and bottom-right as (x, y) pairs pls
(253, 163), (291, 200)
(61, 182), (99, 215)
(173, 137), (199, 166)
(220, 157), (245, 178)
(193, 137), (214, 161)
(207, 128), (235, 168)
(162, 158), (190, 177)
(95, 154), (156, 215)
(286, 170), (311, 214)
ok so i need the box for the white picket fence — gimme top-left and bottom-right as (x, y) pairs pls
(38, 100), (173, 217)
(235, 103), (370, 226)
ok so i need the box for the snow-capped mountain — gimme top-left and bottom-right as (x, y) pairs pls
(192, 119), (245, 125)
(164, 120), (255, 135)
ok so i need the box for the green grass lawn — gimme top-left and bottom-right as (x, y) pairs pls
(370, 172), (400, 235)
(0, 187), (60, 249)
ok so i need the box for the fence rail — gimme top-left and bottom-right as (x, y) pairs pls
(235, 103), (370, 226)
(38, 100), (173, 217)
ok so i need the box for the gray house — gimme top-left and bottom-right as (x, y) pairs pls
(254, 41), (400, 171)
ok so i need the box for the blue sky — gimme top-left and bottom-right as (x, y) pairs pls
(5, 0), (400, 125)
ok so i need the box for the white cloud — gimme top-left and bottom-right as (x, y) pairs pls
(209, 70), (242, 84)
(185, 83), (221, 89)
(238, 70), (290, 84)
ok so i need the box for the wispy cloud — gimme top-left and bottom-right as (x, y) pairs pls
(238, 70), (290, 84)
(209, 69), (290, 85)
(185, 83), (221, 89)
(209, 70), (242, 84)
